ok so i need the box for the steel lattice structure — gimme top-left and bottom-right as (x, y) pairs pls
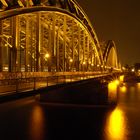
(0, 0), (120, 72)
(102, 40), (121, 70)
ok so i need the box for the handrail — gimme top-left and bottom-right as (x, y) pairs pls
(0, 72), (111, 94)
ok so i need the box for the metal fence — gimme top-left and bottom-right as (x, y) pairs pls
(0, 72), (109, 95)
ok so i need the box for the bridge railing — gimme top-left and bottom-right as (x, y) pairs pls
(0, 72), (110, 95)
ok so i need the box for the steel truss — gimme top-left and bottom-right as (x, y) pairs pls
(0, 11), (102, 72)
(0, 0), (120, 72)
(102, 40), (120, 70)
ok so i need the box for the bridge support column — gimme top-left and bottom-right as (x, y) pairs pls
(87, 36), (90, 71)
(25, 16), (30, 72)
(39, 77), (118, 106)
(12, 16), (19, 72)
(15, 16), (21, 72)
(56, 29), (60, 72)
(71, 20), (74, 71)
(82, 30), (85, 71)
(8, 17), (17, 72)
(0, 21), (2, 72)
(36, 13), (41, 72)
(78, 25), (81, 71)
(63, 15), (67, 71)
(52, 13), (56, 71)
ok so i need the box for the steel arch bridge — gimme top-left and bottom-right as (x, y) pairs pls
(0, 0), (120, 74)
(102, 40), (121, 71)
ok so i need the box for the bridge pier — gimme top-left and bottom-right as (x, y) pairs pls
(39, 76), (118, 106)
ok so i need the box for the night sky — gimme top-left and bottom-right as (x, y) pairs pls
(76, 0), (140, 66)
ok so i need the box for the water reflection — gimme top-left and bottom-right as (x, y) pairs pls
(120, 85), (127, 93)
(108, 81), (118, 103)
(105, 107), (129, 140)
(137, 83), (140, 90)
(29, 105), (46, 140)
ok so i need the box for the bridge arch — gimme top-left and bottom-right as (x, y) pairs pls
(0, 0), (103, 72)
(103, 40), (120, 70)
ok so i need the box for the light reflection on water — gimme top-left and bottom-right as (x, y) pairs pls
(120, 85), (127, 93)
(137, 83), (140, 89)
(108, 80), (118, 104)
(105, 80), (131, 140)
(2, 81), (140, 140)
(104, 81), (140, 140)
(104, 107), (129, 140)
(29, 105), (46, 140)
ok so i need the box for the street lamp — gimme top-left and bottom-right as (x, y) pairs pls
(44, 53), (50, 71)
(45, 53), (50, 59)
(83, 61), (86, 65)
(70, 59), (73, 63)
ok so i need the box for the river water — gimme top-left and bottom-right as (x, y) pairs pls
(0, 82), (140, 140)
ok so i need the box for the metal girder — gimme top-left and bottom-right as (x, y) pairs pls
(103, 40), (119, 69)
(0, 11), (105, 72)
(0, 0), (8, 7)
(0, 0), (101, 60)
(17, 0), (24, 7)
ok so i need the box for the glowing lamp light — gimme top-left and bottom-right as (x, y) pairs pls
(121, 85), (127, 93)
(70, 59), (73, 63)
(88, 61), (91, 64)
(119, 75), (124, 82)
(4, 67), (8, 70)
(115, 80), (120, 85)
(108, 81), (117, 92)
(131, 68), (135, 72)
(45, 53), (50, 58)
(105, 108), (129, 140)
(83, 61), (86, 65)
(122, 67), (126, 70)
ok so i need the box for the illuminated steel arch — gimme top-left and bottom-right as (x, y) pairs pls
(0, 0), (103, 72)
(103, 40), (119, 70)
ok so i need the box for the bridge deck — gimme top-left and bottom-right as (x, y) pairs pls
(0, 72), (113, 97)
